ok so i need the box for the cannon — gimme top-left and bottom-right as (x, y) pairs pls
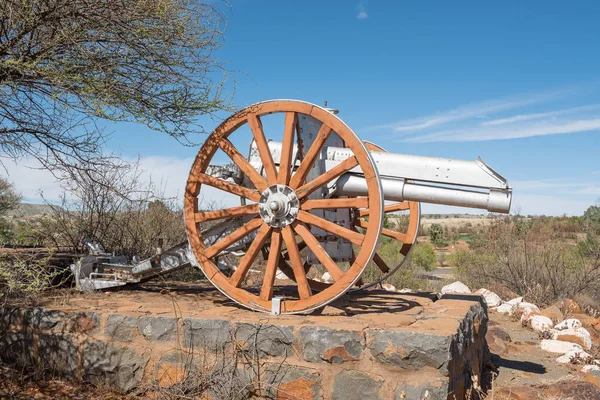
(74, 99), (512, 315)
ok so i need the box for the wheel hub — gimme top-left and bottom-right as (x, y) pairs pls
(258, 184), (299, 228)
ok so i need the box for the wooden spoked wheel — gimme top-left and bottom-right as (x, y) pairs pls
(184, 100), (383, 314)
(281, 142), (420, 291)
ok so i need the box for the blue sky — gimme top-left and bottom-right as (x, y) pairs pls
(9, 1), (600, 215)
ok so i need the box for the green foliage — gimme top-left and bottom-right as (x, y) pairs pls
(584, 205), (600, 234)
(0, 217), (15, 245)
(428, 223), (448, 248)
(409, 243), (437, 272)
(0, 177), (20, 216)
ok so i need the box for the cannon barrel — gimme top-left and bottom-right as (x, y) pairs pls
(259, 141), (512, 213)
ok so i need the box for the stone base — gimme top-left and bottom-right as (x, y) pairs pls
(0, 284), (490, 399)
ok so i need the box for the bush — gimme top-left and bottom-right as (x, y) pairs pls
(453, 217), (600, 306)
(0, 254), (63, 304)
(410, 244), (437, 272)
(429, 223), (448, 248)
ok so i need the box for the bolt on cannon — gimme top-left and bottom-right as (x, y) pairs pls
(75, 99), (511, 314)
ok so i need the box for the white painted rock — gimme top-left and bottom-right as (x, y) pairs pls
(474, 288), (503, 307)
(551, 327), (593, 351)
(530, 315), (554, 332)
(520, 303), (541, 326)
(506, 297), (523, 306)
(556, 349), (591, 364)
(517, 302), (540, 312)
(540, 339), (584, 354)
(382, 283), (397, 292)
(554, 319), (582, 331)
(321, 272), (334, 283)
(441, 281), (471, 294)
(495, 303), (517, 315)
(582, 365), (600, 373)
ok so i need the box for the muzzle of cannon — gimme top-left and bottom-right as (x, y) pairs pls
(184, 99), (513, 314)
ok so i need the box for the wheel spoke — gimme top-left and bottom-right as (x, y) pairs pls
(260, 230), (282, 300)
(358, 202), (410, 217)
(204, 218), (263, 259)
(195, 204), (258, 223)
(381, 227), (407, 242)
(220, 138), (269, 192)
(296, 156), (358, 200)
(230, 224), (272, 287)
(282, 240), (307, 260)
(372, 253), (390, 273)
(249, 115), (277, 184)
(292, 222), (344, 281)
(191, 173), (261, 202)
(289, 123), (332, 189)
(301, 197), (368, 211)
(281, 226), (312, 299)
(278, 112), (297, 185)
(296, 210), (364, 246)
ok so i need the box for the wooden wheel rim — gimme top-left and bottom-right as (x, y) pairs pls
(184, 100), (383, 314)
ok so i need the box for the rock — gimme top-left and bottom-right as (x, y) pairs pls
(585, 369), (600, 390)
(540, 305), (564, 325)
(299, 326), (363, 363)
(382, 283), (397, 292)
(571, 313), (600, 328)
(550, 327), (593, 351)
(321, 272), (333, 283)
(540, 339), (584, 354)
(486, 327), (512, 355)
(367, 329), (451, 371)
(555, 349), (591, 364)
(530, 315), (553, 332)
(441, 281), (471, 294)
(520, 303), (541, 326)
(394, 382), (446, 400)
(554, 318), (582, 331)
(235, 323), (295, 357)
(22, 308), (66, 331)
(106, 315), (138, 342)
(268, 366), (321, 400)
(474, 288), (502, 307)
(495, 303), (516, 315)
(332, 371), (382, 400)
(183, 318), (232, 350)
(558, 299), (582, 316)
(137, 316), (177, 342)
(506, 296), (523, 306)
(68, 312), (100, 334)
(81, 339), (149, 392)
(582, 365), (600, 373)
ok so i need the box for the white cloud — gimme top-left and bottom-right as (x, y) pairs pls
(482, 104), (600, 126)
(404, 118), (600, 143)
(369, 89), (569, 134)
(356, 2), (368, 19)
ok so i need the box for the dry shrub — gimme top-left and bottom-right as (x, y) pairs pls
(450, 216), (600, 306)
(0, 253), (65, 305)
(37, 160), (186, 259)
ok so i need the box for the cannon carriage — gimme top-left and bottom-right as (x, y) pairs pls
(75, 99), (512, 315)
